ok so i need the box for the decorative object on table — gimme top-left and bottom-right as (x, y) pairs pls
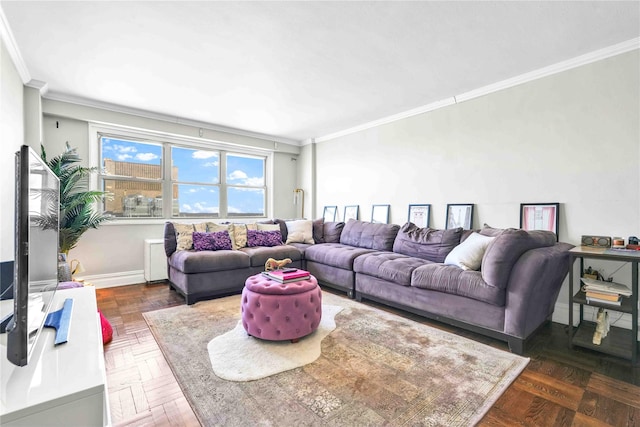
(581, 235), (612, 248)
(36, 143), (112, 280)
(263, 257), (292, 271)
(261, 268), (310, 283)
(407, 204), (430, 228)
(293, 188), (304, 218)
(343, 205), (359, 222)
(322, 205), (337, 222)
(612, 237), (625, 248)
(592, 308), (610, 345)
(144, 292), (529, 426)
(57, 253), (72, 282)
(371, 204), (390, 224)
(446, 203), (474, 230)
(519, 202), (559, 241)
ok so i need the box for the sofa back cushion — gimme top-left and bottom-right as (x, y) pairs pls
(392, 222), (462, 263)
(340, 219), (400, 251)
(323, 221), (345, 243)
(481, 228), (557, 289)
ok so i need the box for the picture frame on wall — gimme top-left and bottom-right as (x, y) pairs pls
(408, 204), (430, 228)
(371, 204), (390, 224)
(520, 202), (559, 241)
(344, 205), (359, 222)
(446, 204), (474, 230)
(323, 205), (337, 222)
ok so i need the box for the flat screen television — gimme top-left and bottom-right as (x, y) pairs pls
(2, 145), (60, 366)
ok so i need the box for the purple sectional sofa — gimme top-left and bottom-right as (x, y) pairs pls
(163, 219), (573, 354)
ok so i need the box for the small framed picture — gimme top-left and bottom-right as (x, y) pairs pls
(344, 205), (359, 222)
(371, 204), (390, 224)
(520, 203), (559, 240)
(408, 204), (430, 228)
(446, 204), (474, 230)
(323, 205), (337, 222)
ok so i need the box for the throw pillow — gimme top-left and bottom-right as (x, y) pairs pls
(192, 231), (233, 251)
(256, 223), (281, 232)
(444, 232), (495, 271)
(285, 220), (314, 244)
(230, 223), (257, 250)
(247, 230), (283, 247)
(173, 223), (195, 251)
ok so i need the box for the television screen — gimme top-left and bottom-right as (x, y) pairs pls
(4, 145), (59, 366)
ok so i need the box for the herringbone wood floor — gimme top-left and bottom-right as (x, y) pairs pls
(96, 283), (640, 426)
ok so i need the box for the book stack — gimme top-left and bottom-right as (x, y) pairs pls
(262, 268), (310, 283)
(581, 277), (631, 306)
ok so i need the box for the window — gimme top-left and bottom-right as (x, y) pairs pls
(96, 128), (268, 220)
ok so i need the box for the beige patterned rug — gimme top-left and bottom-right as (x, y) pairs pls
(144, 291), (528, 426)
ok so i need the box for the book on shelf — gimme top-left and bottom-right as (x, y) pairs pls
(261, 269), (310, 283)
(586, 296), (622, 306)
(584, 291), (621, 302)
(580, 277), (632, 296)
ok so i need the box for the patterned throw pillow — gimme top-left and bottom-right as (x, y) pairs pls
(246, 230), (283, 247)
(173, 223), (195, 251)
(192, 231), (233, 251)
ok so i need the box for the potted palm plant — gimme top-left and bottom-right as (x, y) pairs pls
(40, 142), (112, 280)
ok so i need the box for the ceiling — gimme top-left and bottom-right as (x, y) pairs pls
(2, 1), (639, 144)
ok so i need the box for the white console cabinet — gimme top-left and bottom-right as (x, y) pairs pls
(0, 286), (109, 426)
(144, 238), (168, 282)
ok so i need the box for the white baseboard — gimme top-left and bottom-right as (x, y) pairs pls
(74, 270), (147, 289)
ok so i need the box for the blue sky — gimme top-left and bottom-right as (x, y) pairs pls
(101, 138), (265, 215)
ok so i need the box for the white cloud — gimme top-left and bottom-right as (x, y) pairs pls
(136, 152), (159, 161)
(117, 154), (133, 161)
(243, 177), (264, 186)
(204, 161), (219, 167)
(114, 144), (137, 153)
(192, 150), (218, 159)
(228, 170), (248, 180)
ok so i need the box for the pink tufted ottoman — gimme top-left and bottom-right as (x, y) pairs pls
(241, 273), (322, 342)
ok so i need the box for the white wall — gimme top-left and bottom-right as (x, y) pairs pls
(41, 101), (300, 284)
(0, 37), (24, 262)
(315, 50), (639, 242)
(314, 50), (639, 321)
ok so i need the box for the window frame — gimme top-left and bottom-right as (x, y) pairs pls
(89, 123), (272, 223)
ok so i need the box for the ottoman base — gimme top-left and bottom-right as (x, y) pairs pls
(241, 274), (322, 342)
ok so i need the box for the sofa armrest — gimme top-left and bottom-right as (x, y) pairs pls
(503, 242), (574, 338)
(164, 221), (178, 257)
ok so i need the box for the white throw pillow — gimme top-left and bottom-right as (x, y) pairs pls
(173, 223), (195, 251)
(444, 232), (495, 271)
(285, 220), (314, 244)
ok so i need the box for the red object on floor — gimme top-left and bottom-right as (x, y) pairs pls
(99, 310), (113, 345)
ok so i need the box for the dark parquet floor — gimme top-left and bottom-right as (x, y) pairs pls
(96, 283), (640, 426)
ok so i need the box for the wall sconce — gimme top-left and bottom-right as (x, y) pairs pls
(293, 188), (304, 219)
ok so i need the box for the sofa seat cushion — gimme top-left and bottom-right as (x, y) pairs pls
(169, 250), (249, 274)
(239, 245), (303, 267)
(340, 220), (400, 251)
(304, 243), (375, 270)
(411, 263), (505, 306)
(354, 252), (433, 286)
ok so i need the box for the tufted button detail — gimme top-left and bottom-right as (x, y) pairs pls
(265, 316), (270, 322)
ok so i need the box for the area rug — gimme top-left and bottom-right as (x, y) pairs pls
(208, 304), (343, 381)
(144, 292), (529, 426)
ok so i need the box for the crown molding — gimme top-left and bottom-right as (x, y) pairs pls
(316, 37), (640, 143)
(25, 79), (48, 95)
(0, 5), (30, 84)
(456, 37), (640, 104)
(43, 91), (301, 146)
